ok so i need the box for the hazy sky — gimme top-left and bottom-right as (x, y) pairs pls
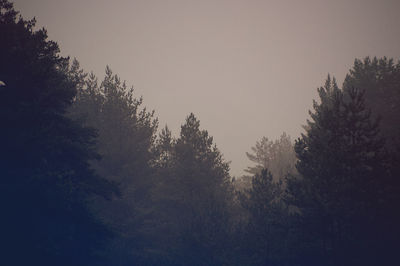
(13, 0), (400, 176)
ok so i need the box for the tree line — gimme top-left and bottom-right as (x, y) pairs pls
(1, 1), (399, 265)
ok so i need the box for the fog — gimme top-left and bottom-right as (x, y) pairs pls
(14, 0), (400, 176)
(3, 1), (400, 265)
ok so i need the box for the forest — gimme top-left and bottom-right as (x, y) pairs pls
(1, 1), (399, 265)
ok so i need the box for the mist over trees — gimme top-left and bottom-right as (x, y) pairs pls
(235, 133), (297, 190)
(1, 1), (399, 265)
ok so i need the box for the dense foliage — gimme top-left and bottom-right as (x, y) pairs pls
(0, 1), (115, 265)
(286, 76), (387, 265)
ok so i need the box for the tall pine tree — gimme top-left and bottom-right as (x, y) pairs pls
(0, 1), (114, 265)
(286, 76), (386, 266)
(152, 114), (233, 265)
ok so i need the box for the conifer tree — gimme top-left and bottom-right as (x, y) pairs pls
(343, 57), (400, 147)
(240, 169), (288, 265)
(152, 114), (233, 265)
(0, 1), (114, 265)
(343, 57), (400, 264)
(287, 76), (386, 266)
(70, 65), (158, 265)
(243, 132), (296, 190)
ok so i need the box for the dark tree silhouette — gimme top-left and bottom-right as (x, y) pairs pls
(343, 57), (400, 148)
(239, 169), (291, 265)
(286, 76), (387, 266)
(151, 114), (234, 265)
(70, 64), (159, 265)
(343, 57), (400, 265)
(0, 1), (115, 265)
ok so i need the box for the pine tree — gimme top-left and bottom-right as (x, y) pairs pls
(0, 1), (114, 265)
(343, 57), (400, 148)
(70, 65), (159, 265)
(152, 114), (233, 265)
(286, 76), (386, 266)
(240, 169), (288, 265)
(343, 57), (400, 264)
(244, 132), (296, 186)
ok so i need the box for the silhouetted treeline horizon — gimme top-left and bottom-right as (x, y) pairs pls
(1, 1), (399, 265)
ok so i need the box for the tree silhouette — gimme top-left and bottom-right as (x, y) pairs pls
(0, 1), (114, 265)
(287, 76), (386, 266)
(151, 114), (233, 265)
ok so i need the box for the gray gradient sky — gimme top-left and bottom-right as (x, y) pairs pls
(14, 0), (400, 176)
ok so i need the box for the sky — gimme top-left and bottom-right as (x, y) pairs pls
(13, 0), (400, 177)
